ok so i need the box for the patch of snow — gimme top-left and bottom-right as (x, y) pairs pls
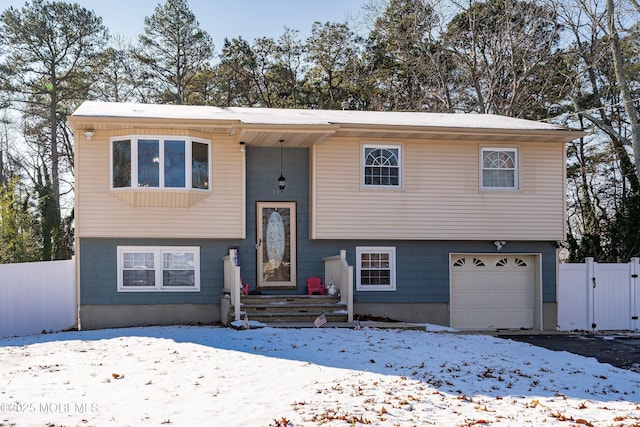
(422, 323), (459, 333)
(230, 319), (267, 329)
(1, 326), (638, 426)
(72, 101), (571, 131)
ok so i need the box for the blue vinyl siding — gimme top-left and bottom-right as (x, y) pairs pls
(79, 238), (243, 305)
(80, 238), (557, 305)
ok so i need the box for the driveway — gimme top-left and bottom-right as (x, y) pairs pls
(501, 333), (640, 372)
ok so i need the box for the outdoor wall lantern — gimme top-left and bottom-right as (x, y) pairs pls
(278, 139), (286, 191)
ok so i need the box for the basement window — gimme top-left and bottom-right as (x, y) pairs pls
(356, 246), (396, 291)
(117, 246), (200, 292)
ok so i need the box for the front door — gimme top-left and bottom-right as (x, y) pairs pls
(256, 202), (297, 289)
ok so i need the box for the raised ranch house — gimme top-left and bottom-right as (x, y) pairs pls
(68, 101), (583, 331)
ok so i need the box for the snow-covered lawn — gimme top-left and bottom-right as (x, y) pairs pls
(1, 325), (639, 427)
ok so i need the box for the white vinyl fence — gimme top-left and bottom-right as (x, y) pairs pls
(0, 258), (76, 338)
(558, 257), (640, 331)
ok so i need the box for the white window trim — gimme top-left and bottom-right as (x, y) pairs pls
(117, 246), (201, 292)
(361, 143), (403, 189)
(110, 135), (211, 191)
(356, 246), (396, 291)
(480, 147), (519, 191)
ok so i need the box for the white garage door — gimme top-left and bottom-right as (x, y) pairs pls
(450, 254), (536, 330)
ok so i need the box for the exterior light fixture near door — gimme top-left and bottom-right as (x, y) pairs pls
(278, 139), (286, 191)
(493, 240), (506, 250)
(239, 141), (246, 152)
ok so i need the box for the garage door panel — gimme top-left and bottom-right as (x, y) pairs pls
(451, 309), (533, 329)
(452, 289), (533, 307)
(451, 290), (492, 307)
(488, 281), (530, 291)
(452, 308), (534, 329)
(491, 291), (533, 307)
(453, 275), (531, 290)
(451, 255), (536, 330)
(490, 310), (534, 329)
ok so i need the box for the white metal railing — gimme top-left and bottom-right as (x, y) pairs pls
(323, 249), (354, 322)
(223, 248), (242, 322)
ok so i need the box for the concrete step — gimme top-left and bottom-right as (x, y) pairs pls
(240, 295), (341, 304)
(244, 311), (348, 324)
(242, 302), (347, 314)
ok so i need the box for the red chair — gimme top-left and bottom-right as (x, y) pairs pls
(306, 277), (324, 295)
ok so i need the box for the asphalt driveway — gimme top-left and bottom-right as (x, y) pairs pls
(501, 333), (640, 372)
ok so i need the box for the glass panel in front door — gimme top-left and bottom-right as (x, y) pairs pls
(257, 202), (296, 288)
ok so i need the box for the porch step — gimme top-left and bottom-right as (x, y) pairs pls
(242, 302), (346, 313)
(229, 295), (348, 324)
(241, 295), (341, 304)
(244, 312), (348, 323)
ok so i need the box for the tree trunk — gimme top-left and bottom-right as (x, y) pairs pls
(49, 85), (60, 214)
(0, 149), (4, 188)
(607, 0), (640, 184)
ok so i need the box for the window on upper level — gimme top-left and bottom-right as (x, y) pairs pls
(481, 148), (518, 190)
(111, 136), (210, 190)
(363, 145), (401, 188)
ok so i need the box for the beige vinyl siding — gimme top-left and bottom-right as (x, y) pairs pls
(76, 129), (245, 239)
(312, 137), (565, 241)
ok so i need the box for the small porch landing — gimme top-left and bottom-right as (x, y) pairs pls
(222, 249), (355, 326)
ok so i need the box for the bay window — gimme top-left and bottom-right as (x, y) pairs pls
(111, 136), (210, 190)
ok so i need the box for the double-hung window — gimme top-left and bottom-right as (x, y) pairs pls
(117, 246), (200, 292)
(111, 136), (210, 190)
(356, 246), (396, 291)
(481, 148), (518, 190)
(363, 145), (401, 187)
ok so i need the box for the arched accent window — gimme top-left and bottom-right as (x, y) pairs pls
(363, 145), (401, 187)
(514, 258), (528, 267)
(453, 258), (466, 267)
(481, 148), (518, 189)
(472, 258), (485, 267)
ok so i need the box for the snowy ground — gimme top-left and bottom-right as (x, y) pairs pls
(1, 325), (639, 427)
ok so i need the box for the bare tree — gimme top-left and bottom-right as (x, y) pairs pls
(606, 0), (640, 183)
(444, 0), (565, 119)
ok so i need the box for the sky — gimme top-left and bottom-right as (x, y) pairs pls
(1, 0), (372, 51)
(1, 324), (639, 426)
